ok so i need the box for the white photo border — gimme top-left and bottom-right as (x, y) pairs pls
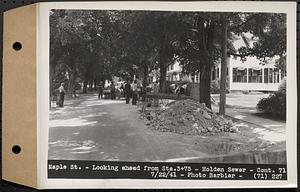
(37, 1), (297, 189)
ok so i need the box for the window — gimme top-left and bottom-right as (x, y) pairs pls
(248, 69), (262, 83)
(269, 68), (274, 83)
(191, 75), (195, 83)
(264, 68), (269, 83)
(281, 71), (284, 80)
(281, 69), (286, 80)
(233, 68), (247, 83)
(264, 68), (280, 83)
(195, 74), (199, 83)
(211, 68), (216, 80)
(274, 68), (280, 83)
(171, 64), (174, 70)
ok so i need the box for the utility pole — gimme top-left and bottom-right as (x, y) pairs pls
(219, 14), (228, 115)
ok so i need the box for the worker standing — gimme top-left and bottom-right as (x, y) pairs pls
(58, 83), (66, 107)
(110, 82), (116, 100)
(98, 81), (104, 99)
(124, 81), (131, 104)
(131, 80), (138, 105)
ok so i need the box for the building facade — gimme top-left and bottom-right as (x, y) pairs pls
(166, 56), (285, 92)
(227, 57), (284, 92)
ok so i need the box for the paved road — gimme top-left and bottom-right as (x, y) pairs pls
(49, 94), (209, 161)
(211, 93), (286, 143)
(211, 93), (270, 109)
(49, 93), (285, 163)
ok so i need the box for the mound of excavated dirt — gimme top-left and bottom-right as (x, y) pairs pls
(143, 99), (239, 135)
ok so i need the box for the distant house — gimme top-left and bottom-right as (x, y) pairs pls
(166, 33), (285, 92)
(226, 57), (284, 92)
(219, 33), (285, 92)
(166, 57), (284, 92)
(166, 61), (182, 82)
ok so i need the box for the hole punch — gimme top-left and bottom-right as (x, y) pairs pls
(12, 42), (22, 51)
(12, 145), (21, 154)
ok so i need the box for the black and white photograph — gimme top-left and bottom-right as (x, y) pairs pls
(49, 8), (287, 164)
(40, 2), (297, 185)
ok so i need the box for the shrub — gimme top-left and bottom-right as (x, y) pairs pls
(242, 90), (250, 95)
(257, 80), (286, 119)
(278, 78), (286, 94)
(211, 80), (220, 94)
(211, 78), (229, 94)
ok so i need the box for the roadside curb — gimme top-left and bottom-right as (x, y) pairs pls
(212, 105), (285, 133)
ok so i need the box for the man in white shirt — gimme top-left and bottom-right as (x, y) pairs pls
(58, 83), (66, 107)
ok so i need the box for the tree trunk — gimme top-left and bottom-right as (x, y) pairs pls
(71, 74), (77, 98)
(199, 65), (212, 109)
(49, 52), (60, 107)
(83, 80), (88, 93)
(93, 78), (97, 90)
(89, 81), (93, 89)
(219, 16), (228, 115)
(159, 62), (167, 93)
(195, 18), (216, 110)
(49, 69), (53, 108)
(158, 30), (169, 93)
(68, 72), (74, 98)
(67, 48), (78, 98)
(159, 44), (168, 93)
(142, 64), (148, 89)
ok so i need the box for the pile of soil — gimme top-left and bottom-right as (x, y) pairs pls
(143, 99), (239, 135)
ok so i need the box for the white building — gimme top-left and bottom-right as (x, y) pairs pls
(227, 57), (284, 91)
(166, 61), (182, 82)
(166, 57), (284, 92)
(166, 33), (285, 92)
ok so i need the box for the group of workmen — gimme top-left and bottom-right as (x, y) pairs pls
(55, 79), (187, 108)
(97, 80), (159, 105)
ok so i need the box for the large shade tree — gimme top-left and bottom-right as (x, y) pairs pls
(50, 10), (125, 95)
(173, 12), (286, 110)
(174, 12), (222, 108)
(219, 12), (287, 114)
(50, 9), (286, 111)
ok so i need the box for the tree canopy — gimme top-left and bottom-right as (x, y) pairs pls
(50, 9), (286, 108)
